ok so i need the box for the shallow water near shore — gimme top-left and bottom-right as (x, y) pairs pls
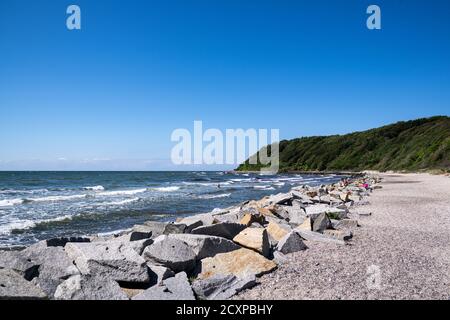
(0, 171), (342, 246)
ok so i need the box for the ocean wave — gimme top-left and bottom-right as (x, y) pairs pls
(83, 185), (105, 191)
(0, 199), (24, 207)
(0, 215), (74, 235)
(0, 189), (48, 195)
(98, 188), (147, 196)
(254, 185), (275, 190)
(152, 186), (180, 192)
(28, 194), (88, 203)
(100, 197), (141, 206)
(197, 193), (231, 199)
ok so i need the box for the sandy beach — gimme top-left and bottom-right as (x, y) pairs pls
(235, 173), (450, 300)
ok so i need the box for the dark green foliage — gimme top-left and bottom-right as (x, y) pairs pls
(237, 116), (450, 172)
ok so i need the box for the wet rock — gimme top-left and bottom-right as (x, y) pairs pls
(65, 242), (149, 283)
(197, 248), (277, 280)
(191, 222), (246, 240)
(142, 236), (196, 273)
(233, 228), (270, 257)
(132, 272), (195, 300)
(54, 274), (128, 300)
(192, 274), (256, 300)
(0, 268), (47, 300)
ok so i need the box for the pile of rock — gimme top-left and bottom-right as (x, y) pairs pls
(0, 175), (379, 300)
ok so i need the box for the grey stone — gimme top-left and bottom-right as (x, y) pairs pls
(191, 222), (246, 240)
(0, 268), (47, 300)
(276, 231), (307, 254)
(54, 274), (128, 300)
(141, 221), (168, 238)
(312, 212), (332, 233)
(267, 193), (293, 205)
(0, 251), (39, 280)
(21, 244), (80, 296)
(65, 242), (149, 283)
(167, 234), (240, 260)
(142, 236), (196, 273)
(336, 219), (359, 229)
(323, 229), (353, 241)
(147, 264), (175, 284)
(129, 225), (153, 241)
(192, 274), (256, 300)
(132, 272), (195, 300)
(295, 229), (346, 245)
(164, 223), (187, 235)
(305, 204), (347, 219)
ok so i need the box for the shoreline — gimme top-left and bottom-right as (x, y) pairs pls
(1, 173), (380, 300)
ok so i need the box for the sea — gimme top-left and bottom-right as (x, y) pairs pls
(0, 171), (342, 246)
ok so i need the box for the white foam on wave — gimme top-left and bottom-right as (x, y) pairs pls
(0, 198), (24, 207)
(98, 188), (147, 196)
(83, 185), (105, 191)
(0, 215), (74, 235)
(101, 197), (140, 206)
(197, 193), (231, 199)
(254, 185), (275, 190)
(152, 186), (181, 192)
(29, 194), (88, 202)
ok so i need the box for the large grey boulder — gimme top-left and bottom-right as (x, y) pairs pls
(142, 236), (196, 273)
(192, 274), (256, 300)
(54, 274), (128, 300)
(132, 272), (195, 300)
(312, 212), (332, 233)
(65, 242), (149, 283)
(167, 234), (240, 260)
(20, 243), (80, 296)
(0, 251), (39, 280)
(276, 231), (307, 254)
(0, 268), (47, 300)
(191, 222), (246, 240)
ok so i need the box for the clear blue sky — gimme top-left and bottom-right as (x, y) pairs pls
(1, 0), (449, 170)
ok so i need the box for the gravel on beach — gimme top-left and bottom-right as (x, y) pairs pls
(235, 173), (450, 300)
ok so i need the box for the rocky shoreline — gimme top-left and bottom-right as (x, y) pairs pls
(0, 174), (381, 300)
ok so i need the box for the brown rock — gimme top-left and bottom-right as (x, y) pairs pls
(197, 248), (277, 280)
(239, 213), (265, 227)
(297, 217), (312, 231)
(233, 228), (270, 257)
(266, 221), (291, 242)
